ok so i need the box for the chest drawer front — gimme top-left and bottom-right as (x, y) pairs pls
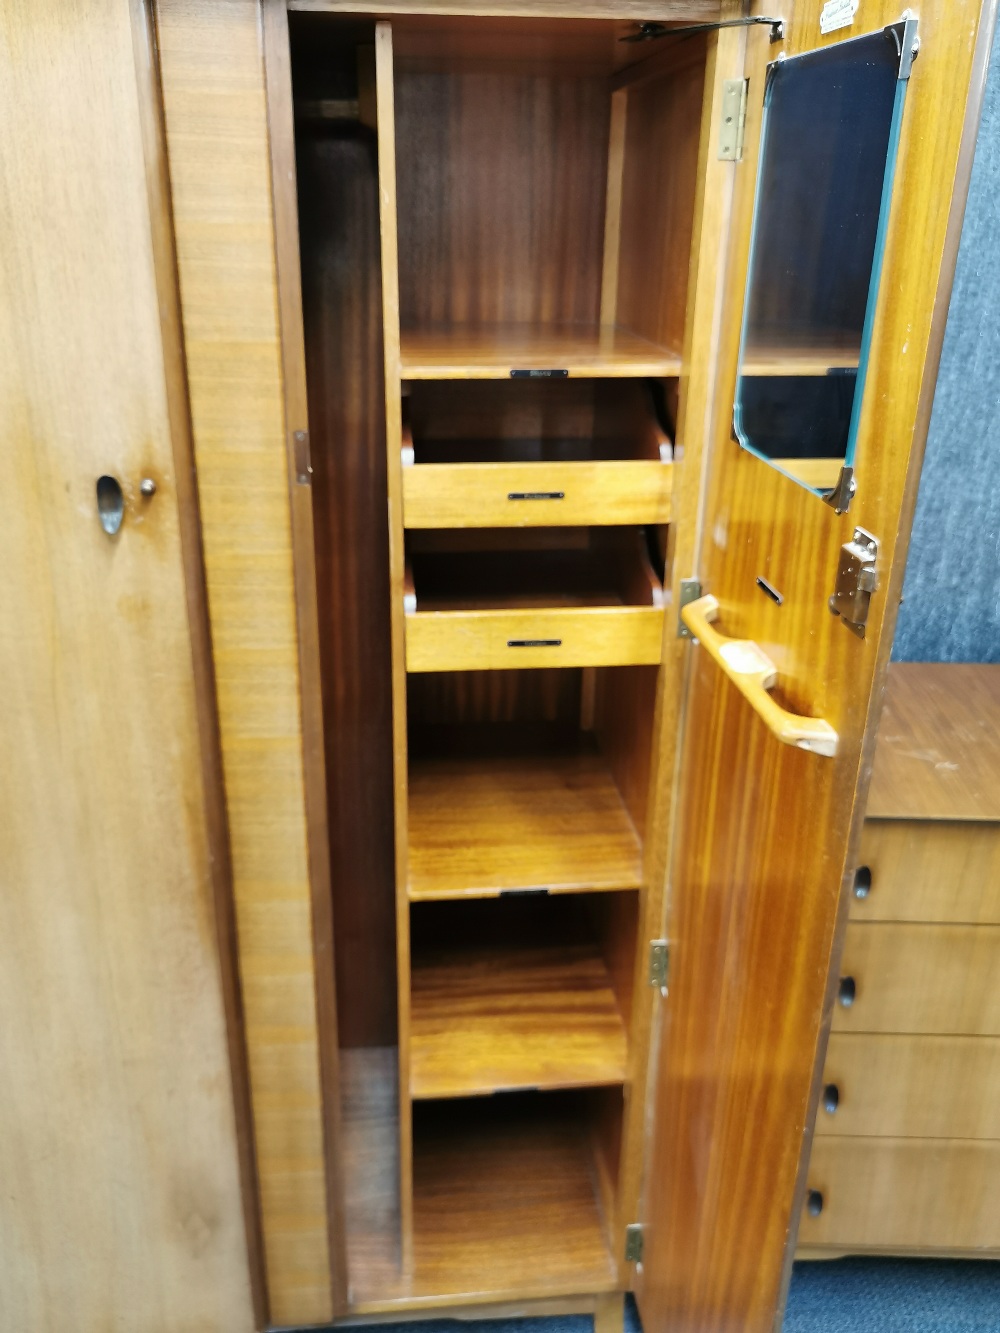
(402, 461), (672, 529)
(855, 821), (1000, 924)
(405, 606), (665, 671)
(816, 1033), (1000, 1138)
(800, 1137), (1000, 1252)
(833, 923), (1000, 1035)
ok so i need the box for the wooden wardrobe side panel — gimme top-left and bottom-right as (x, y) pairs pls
(0, 1), (254, 1330)
(155, 0), (335, 1323)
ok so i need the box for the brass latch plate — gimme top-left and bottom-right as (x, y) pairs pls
(829, 527), (879, 637)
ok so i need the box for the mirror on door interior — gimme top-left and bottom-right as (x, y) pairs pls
(732, 19), (917, 509)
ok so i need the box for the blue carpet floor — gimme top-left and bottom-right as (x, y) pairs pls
(360, 1262), (1000, 1333)
(785, 1259), (1000, 1332)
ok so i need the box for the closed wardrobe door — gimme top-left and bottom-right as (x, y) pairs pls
(0, 2), (256, 1330)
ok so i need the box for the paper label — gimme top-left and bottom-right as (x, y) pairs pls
(820, 0), (860, 34)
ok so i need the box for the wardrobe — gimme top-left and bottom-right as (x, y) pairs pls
(1, 2), (994, 1331)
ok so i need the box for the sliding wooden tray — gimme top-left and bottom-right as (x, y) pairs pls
(400, 376), (673, 528)
(403, 453), (672, 529)
(404, 533), (665, 672)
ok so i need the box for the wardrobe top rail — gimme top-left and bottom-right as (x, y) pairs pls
(287, 2), (721, 22)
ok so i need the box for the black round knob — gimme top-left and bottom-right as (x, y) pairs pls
(823, 1083), (840, 1114)
(853, 866), (872, 899)
(806, 1189), (824, 1217)
(838, 976), (856, 1007)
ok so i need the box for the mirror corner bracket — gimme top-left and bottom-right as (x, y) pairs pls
(887, 15), (921, 81)
(822, 466), (857, 515)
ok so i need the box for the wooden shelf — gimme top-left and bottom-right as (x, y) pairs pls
(343, 1057), (619, 1311)
(740, 335), (860, 377)
(773, 458), (844, 491)
(408, 736), (644, 899)
(408, 1098), (617, 1304)
(410, 943), (628, 1097)
(400, 324), (681, 379)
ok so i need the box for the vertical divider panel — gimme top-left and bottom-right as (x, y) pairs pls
(599, 88), (628, 331)
(600, 34), (725, 1266)
(153, 0), (340, 1321)
(260, 0), (349, 1314)
(375, 19), (415, 1274)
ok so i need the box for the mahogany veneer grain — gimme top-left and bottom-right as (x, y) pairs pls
(410, 944), (628, 1097)
(408, 740), (644, 898)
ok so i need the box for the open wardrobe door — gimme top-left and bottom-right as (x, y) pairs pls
(635, 3), (996, 1332)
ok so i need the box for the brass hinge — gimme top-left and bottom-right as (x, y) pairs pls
(649, 940), (669, 991)
(293, 428), (312, 485)
(625, 1222), (645, 1263)
(718, 78), (749, 161)
(677, 577), (702, 638)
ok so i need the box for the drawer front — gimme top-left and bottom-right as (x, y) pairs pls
(833, 923), (1000, 1035)
(405, 607), (664, 672)
(855, 820), (1000, 923)
(816, 1033), (1000, 1138)
(402, 461), (672, 528)
(801, 1137), (1000, 1252)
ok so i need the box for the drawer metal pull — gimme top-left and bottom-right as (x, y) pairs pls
(806, 1189), (824, 1217)
(823, 1083), (840, 1114)
(837, 976), (856, 1008)
(507, 491), (565, 501)
(853, 865), (872, 899)
(507, 639), (562, 648)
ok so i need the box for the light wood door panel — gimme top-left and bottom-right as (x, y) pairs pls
(0, 2), (255, 1329)
(855, 820), (1000, 924)
(817, 1033), (1000, 1138)
(801, 1138), (1000, 1252)
(637, 3), (997, 1331)
(834, 923), (1000, 1035)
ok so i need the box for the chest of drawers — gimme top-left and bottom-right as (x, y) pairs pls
(800, 663), (1000, 1256)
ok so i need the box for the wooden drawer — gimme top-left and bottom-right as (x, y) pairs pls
(406, 605), (664, 672)
(401, 377), (674, 529)
(404, 535), (664, 672)
(816, 1033), (1000, 1138)
(833, 923), (1000, 1035)
(854, 820), (1000, 924)
(800, 1137), (1000, 1253)
(402, 460), (673, 529)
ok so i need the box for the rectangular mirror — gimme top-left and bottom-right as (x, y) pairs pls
(732, 19), (917, 509)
